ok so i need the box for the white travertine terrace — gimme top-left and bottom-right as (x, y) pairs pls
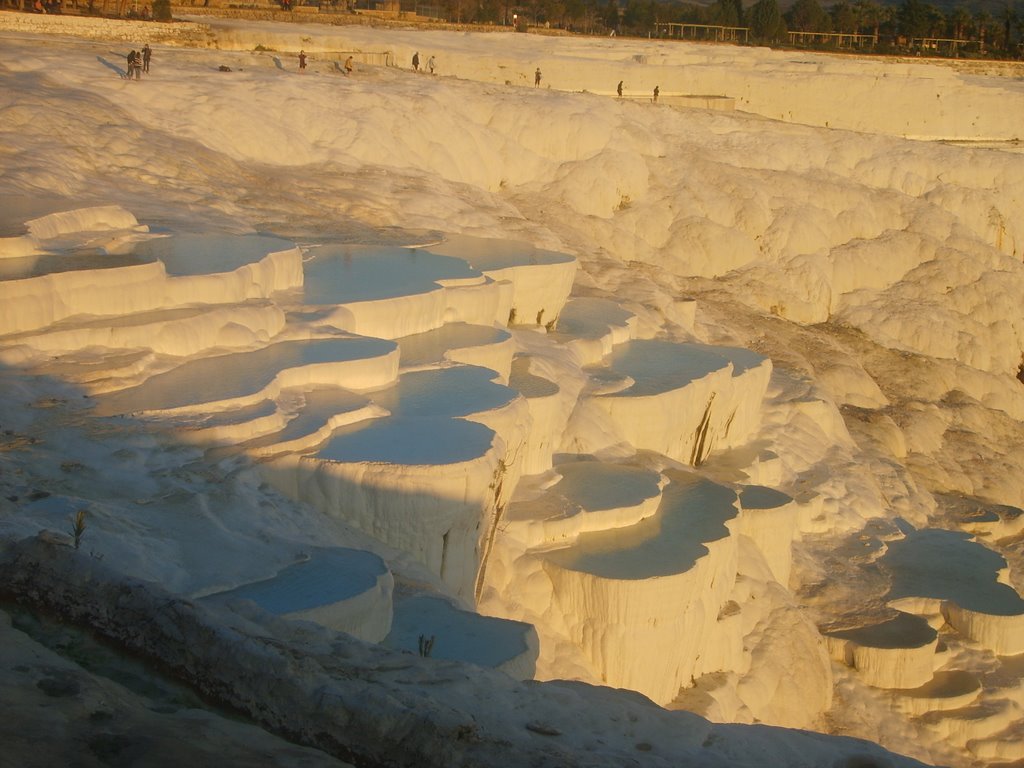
(428, 235), (578, 328)
(384, 593), (539, 680)
(269, 365), (531, 600)
(507, 355), (562, 474)
(3, 16), (1024, 763)
(504, 461), (664, 547)
(3, 206), (1023, 759)
(397, 323), (515, 382)
(0, 303), (288, 367)
(94, 336), (401, 416)
(883, 528), (1024, 655)
(735, 485), (800, 586)
(550, 297), (639, 366)
(540, 470), (745, 704)
(0, 213), (832, 726)
(0, 231), (303, 336)
(825, 612), (939, 689)
(583, 340), (772, 464)
(490, 466), (830, 720)
(890, 671), (982, 717)
(202, 547), (394, 643)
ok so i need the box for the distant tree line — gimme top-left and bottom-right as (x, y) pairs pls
(427, 0), (1022, 57)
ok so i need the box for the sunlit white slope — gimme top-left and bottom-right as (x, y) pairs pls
(2, 22), (1023, 767)
(183, 16), (1024, 141)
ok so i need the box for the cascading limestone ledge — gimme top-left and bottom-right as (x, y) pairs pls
(942, 601), (1024, 655)
(269, 432), (504, 600)
(321, 289), (450, 340)
(735, 486), (800, 586)
(0, 246), (303, 337)
(479, 259), (577, 328)
(26, 206), (143, 241)
(589, 368), (729, 464)
(203, 548), (395, 644)
(824, 612), (938, 689)
(542, 532), (739, 705)
(118, 350), (400, 417)
(890, 671), (982, 717)
(0, 303), (287, 364)
(441, 330), (516, 383)
(0, 262), (165, 336)
(440, 277), (514, 329)
(517, 380), (562, 475)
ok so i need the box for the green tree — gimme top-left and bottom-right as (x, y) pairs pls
(974, 9), (993, 50)
(748, 0), (786, 41)
(853, 0), (890, 40)
(831, 0), (858, 32)
(622, 0), (656, 31)
(604, 0), (620, 29)
(786, 0), (829, 32)
(153, 0), (171, 20)
(708, 0), (742, 26)
(1002, 1), (1018, 50)
(949, 5), (970, 38)
(898, 0), (932, 38)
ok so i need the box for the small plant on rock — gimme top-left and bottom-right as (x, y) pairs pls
(418, 634), (435, 657)
(70, 509), (87, 550)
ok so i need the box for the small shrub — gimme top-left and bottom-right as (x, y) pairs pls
(152, 0), (171, 21)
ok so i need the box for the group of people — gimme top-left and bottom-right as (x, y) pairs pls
(125, 44), (151, 80)
(616, 80), (660, 102)
(31, 0), (62, 13)
(411, 52), (437, 74)
(297, 51), (356, 75)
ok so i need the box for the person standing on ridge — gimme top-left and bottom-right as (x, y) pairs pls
(298, 50), (307, 71)
(412, 51), (420, 71)
(142, 44), (152, 74)
(653, 85), (659, 102)
(534, 67), (541, 87)
(617, 80), (623, 97)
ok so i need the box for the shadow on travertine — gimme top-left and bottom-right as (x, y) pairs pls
(3, 204), (1023, 753)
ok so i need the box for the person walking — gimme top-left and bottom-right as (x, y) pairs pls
(298, 50), (307, 72)
(427, 55), (436, 74)
(617, 80), (623, 97)
(534, 67), (541, 87)
(142, 44), (151, 74)
(126, 50), (141, 80)
(344, 55), (354, 74)
(653, 85), (659, 102)
(412, 51), (420, 71)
